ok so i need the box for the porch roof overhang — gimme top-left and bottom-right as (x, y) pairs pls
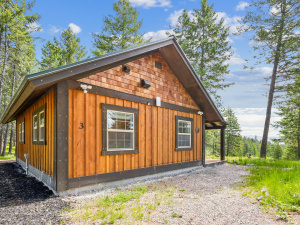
(1, 37), (227, 126)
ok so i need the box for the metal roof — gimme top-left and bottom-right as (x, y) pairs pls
(1, 37), (226, 126)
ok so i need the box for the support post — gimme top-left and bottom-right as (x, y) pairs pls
(56, 81), (69, 193)
(202, 115), (205, 166)
(220, 127), (225, 161)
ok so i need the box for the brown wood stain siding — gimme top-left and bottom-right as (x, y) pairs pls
(16, 91), (54, 177)
(68, 90), (202, 178)
(78, 53), (199, 110)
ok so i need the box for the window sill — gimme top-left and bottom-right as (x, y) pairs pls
(101, 149), (139, 156)
(32, 141), (46, 145)
(175, 147), (193, 151)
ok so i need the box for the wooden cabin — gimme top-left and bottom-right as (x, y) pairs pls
(1, 37), (226, 195)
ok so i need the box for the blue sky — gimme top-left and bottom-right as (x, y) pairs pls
(29, 0), (280, 139)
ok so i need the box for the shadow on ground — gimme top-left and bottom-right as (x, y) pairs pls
(0, 162), (53, 208)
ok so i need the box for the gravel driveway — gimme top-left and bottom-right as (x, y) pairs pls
(0, 162), (285, 224)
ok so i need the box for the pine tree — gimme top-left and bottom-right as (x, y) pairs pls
(0, 0), (39, 156)
(274, 70), (300, 159)
(169, 0), (233, 102)
(273, 144), (283, 159)
(224, 108), (242, 156)
(92, 0), (150, 56)
(238, 0), (300, 158)
(40, 28), (87, 71)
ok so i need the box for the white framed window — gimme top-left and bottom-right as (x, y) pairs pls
(175, 116), (193, 151)
(101, 103), (139, 155)
(32, 104), (46, 145)
(33, 115), (38, 141)
(107, 110), (134, 150)
(39, 110), (45, 141)
(178, 120), (192, 148)
(19, 118), (25, 144)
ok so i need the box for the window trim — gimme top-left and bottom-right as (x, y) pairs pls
(175, 115), (194, 151)
(19, 118), (25, 144)
(32, 104), (46, 145)
(101, 103), (139, 156)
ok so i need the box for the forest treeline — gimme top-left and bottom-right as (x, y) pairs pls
(0, 0), (299, 160)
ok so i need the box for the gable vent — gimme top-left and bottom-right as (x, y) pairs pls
(155, 61), (162, 69)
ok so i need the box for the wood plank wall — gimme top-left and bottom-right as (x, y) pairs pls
(16, 91), (54, 177)
(68, 89), (202, 178)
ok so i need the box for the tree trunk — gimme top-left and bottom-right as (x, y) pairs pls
(8, 125), (13, 154)
(2, 123), (10, 156)
(260, 3), (286, 158)
(0, 124), (3, 153)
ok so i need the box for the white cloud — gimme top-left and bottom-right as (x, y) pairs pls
(168, 9), (194, 27)
(269, 4), (281, 15)
(129, 0), (171, 8)
(27, 22), (42, 33)
(232, 108), (281, 139)
(215, 13), (243, 33)
(69, 23), (81, 34)
(168, 9), (184, 27)
(226, 52), (246, 65)
(236, 2), (249, 11)
(49, 25), (60, 35)
(143, 29), (173, 42)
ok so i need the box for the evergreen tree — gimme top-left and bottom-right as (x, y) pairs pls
(274, 70), (300, 159)
(92, 0), (150, 56)
(169, 0), (233, 102)
(40, 28), (87, 71)
(0, 0), (39, 156)
(224, 108), (242, 156)
(273, 144), (283, 159)
(238, 0), (300, 158)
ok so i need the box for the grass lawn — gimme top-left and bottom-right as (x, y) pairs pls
(227, 157), (300, 220)
(0, 146), (16, 160)
(65, 185), (175, 224)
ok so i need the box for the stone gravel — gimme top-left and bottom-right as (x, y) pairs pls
(67, 164), (285, 225)
(142, 164), (285, 225)
(0, 162), (286, 225)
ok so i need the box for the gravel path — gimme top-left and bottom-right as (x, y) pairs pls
(144, 164), (284, 225)
(0, 162), (286, 224)
(66, 164), (285, 225)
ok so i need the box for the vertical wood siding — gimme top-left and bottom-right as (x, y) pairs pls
(68, 90), (202, 178)
(16, 91), (54, 177)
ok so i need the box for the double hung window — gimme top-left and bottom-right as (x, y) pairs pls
(175, 116), (193, 151)
(32, 104), (46, 145)
(102, 103), (139, 155)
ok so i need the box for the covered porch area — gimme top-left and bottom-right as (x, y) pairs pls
(204, 122), (226, 167)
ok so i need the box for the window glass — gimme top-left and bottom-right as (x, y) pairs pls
(178, 120), (191, 148)
(107, 111), (133, 130)
(19, 123), (22, 142)
(22, 122), (25, 143)
(33, 115), (38, 141)
(107, 110), (134, 150)
(39, 111), (45, 141)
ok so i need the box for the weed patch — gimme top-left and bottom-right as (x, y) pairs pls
(227, 157), (300, 218)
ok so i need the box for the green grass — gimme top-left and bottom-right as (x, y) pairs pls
(0, 146), (16, 160)
(69, 185), (149, 224)
(67, 184), (175, 224)
(227, 157), (300, 217)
